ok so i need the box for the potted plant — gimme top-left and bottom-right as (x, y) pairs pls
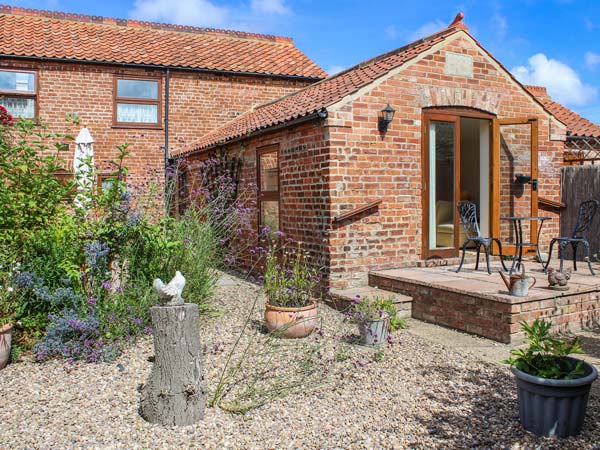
(262, 239), (319, 338)
(346, 295), (405, 346)
(504, 319), (598, 437)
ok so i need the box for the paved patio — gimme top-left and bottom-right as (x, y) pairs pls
(371, 260), (600, 304)
(369, 260), (600, 343)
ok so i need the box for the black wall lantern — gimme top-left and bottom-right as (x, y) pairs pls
(378, 104), (395, 132)
(515, 173), (538, 191)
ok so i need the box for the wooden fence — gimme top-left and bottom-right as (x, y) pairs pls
(560, 165), (600, 260)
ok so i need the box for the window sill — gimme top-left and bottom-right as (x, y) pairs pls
(111, 124), (163, 130)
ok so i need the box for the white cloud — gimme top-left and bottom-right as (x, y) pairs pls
(130, 0), (229, 27)
(511, 53), (598, 107)
(250, 0), (290, 15)
(491, 12), (507, 38)
(130, 0), (291, 30)
(385, 25), (397, 40)
(407, 20), (446, 42)
(325, 65), (345, 76)
(585, 52), (600, 70)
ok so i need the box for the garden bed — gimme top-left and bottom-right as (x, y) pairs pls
(0, 274), (598, 449)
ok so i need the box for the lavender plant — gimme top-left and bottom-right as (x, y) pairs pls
(346, 295), (407, 331)
(262, 237), (321, 308)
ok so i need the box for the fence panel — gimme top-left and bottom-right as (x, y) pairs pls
(560, 165), (600, 260)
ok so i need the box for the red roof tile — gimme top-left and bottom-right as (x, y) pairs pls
(0, 5), (326, 79)
(175, 25), (462, 156)
(525, 85), (600, 138)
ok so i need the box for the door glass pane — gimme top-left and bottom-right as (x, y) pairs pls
(260, 200), (279, 233)
(429, 120), (456, 249)
(117, 103), (158, 123)
(499, 123), (532, 245)
(259, 152), (278, 191)
(117, 79), (158, 99)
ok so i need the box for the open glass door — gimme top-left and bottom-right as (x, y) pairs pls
(423, 113), (460, 258)
(491, 118), (539, 255)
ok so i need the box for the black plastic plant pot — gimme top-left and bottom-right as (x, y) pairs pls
(511, 357), (598, 438)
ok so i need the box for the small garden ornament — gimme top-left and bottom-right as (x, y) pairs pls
(140, 271), (206, 426)
(504, 319), (597, 437)
(499, 265), (535, 297)
(153, 270), (186, 306)
(547, 268), (571, 291)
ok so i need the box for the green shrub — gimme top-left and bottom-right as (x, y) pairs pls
(504, 319), (585, 380)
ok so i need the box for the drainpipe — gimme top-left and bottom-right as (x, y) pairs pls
(164, 68), (171, 212)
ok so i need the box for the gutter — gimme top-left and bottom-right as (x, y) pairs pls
(175, 109), (328, 159)
(164, 67), (170, 212)
(0, 54), (324, 82)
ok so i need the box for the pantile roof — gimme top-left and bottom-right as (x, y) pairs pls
(525, 85), (600, 138)
(174, 23), (462, 156)
(0, 4), (326, 79)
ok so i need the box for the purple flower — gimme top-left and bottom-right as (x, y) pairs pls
(87, 297), (97, 307)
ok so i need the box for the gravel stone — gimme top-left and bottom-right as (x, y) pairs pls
(0, 274), (599, 449)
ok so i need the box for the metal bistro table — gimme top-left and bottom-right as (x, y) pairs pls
(501, 216), (551, 274)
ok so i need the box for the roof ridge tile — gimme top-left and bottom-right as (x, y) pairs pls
(0, 3), (293, 43)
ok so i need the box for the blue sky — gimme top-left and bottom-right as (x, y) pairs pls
(6, 0), (600, 122)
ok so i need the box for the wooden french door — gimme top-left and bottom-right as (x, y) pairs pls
(422, 113), (461, 258)
(491, 118), (539, 255)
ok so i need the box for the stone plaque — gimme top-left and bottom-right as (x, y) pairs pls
(445, 52), (473, 78)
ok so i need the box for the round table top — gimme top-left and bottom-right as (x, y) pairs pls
(500, 216), (552, 221)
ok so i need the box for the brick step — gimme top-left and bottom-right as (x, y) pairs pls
(329, 286), (413, 318)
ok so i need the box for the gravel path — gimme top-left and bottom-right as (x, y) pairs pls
(1, 274), (599, 449)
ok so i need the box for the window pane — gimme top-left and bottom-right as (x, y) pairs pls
(260, 201), (279, 232)
(260, 152), (278, 191)
(0, 96), (35, 118)
(117, 103), (158, 123)
(0, 71), (35, 93)
(117, 79), (158, 99)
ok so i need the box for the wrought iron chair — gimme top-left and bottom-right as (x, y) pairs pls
(544, 199), (599, 275)
(456, 201), (507, 274)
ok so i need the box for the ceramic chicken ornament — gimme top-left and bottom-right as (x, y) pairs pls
(153, 271), (186, 305)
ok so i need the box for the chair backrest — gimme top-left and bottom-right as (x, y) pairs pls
(457, 201), (481, 239)
(572, 199), (600, 237)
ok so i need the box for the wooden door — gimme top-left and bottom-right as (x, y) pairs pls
(422, 113), (461, 258)
(491, 118), (539, 255)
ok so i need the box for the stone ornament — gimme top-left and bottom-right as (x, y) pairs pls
(153, 271), (186, 306)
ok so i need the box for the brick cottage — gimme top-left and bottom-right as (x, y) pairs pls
(175, 13), (569, 286)
(174, 14), (600, 342)
(0, 4), (325, 194)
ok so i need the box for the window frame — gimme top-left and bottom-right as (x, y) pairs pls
(112, 75), (162, 129)
(257, 144), (281, 234)
(0, 68), (38, 119)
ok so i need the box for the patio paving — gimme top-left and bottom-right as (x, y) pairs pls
(371, 260), (600, 304)
(369, 260), (600, 343)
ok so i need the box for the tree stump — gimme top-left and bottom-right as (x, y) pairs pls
(139, 303), (206, 426)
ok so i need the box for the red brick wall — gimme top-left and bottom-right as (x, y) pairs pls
(325, 34), (566, 288)
(182, 120), (330, 272)
(0, 58), (313, 196)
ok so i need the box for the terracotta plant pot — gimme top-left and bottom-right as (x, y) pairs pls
(0, 323), (13, 370)
(264, 301), (318, 338)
